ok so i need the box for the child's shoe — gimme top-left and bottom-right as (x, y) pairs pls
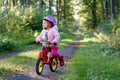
(59, 56), (64, 66)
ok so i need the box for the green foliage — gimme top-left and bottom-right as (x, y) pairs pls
(95, 18), (120, 51)
(108, 19), (120, 51)
(62, 37), (120, 80)
(60, 28), (75, 39)
(79, 0), (120, 31)
(80, 0), (120, 54)
(0, 39), (18, 51)
(58, 0), (75, 28)
(26, 7), (46, 31)
(0, 5), (46, 52)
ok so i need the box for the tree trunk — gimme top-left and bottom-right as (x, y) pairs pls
(56, 0), (60, 26)
(26, 0), (30, 7)
(20, 0), (23, 6)
(48, 0), (52, 14)
(59, 0), (61, 21)
(92, 0), (97, 29)
(12, 0), (16, 6)
(101, 1), (105, 20)
(110, 0), (114, 19)
(39, 0), (44, 8)
(64, 0), (66, 27)
(112, 0), (116, 18)
(116, 0), (120, 14)
(105, 1), (109, 20)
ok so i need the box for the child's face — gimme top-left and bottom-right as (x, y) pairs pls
(42, 20), (51, 29)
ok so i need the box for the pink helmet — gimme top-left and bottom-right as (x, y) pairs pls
(43, 16), (56, 26)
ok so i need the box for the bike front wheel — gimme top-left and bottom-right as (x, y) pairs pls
(36, 58), (43, 75)
(49, 57), (58, 72)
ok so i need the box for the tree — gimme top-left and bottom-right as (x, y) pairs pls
(92, 0), (97, 28)
(56, 0), (61, 26)
(38, 0), (44, 8)
(101, 0), (105, 20)
(26, 0), (31, 7)
(63, 0), (66, 26)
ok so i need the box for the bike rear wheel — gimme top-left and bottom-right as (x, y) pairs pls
(49, 57), (58, 72)
(36, 58), (43, 75)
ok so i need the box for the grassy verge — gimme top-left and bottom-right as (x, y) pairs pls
(62, 36), (120, 80)
(0, 31), (76, 79)
(0, 38), (36, 56)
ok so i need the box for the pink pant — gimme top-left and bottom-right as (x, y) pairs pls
(39, 46), (61, 58)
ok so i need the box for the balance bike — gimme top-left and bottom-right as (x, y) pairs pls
(35, 42), (58, 75)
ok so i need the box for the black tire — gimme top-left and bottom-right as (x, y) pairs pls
(49, 57), (58, 72)
(36, 58), (43, 75)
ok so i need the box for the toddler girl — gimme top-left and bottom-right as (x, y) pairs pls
(35, 16), (64, 66)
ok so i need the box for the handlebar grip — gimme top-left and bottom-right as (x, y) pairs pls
(34, 41), (40, 44)
(53, 43), (57, 46)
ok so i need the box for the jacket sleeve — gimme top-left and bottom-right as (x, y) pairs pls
(35, 30), (44, 42)
(51, 29), (60, 43)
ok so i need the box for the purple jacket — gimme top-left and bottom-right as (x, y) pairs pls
(35, 25), (60, 46)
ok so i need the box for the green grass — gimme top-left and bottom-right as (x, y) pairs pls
(0, 44), (37, 56)
(62, 37), (120, 80)
(0, 37), (36, 56)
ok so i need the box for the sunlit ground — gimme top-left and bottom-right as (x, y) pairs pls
(60, 39), (73, 46)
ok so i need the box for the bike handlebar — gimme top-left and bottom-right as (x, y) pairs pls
(34, 41), (57, 46)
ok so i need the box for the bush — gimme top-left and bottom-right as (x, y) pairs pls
(111, 28), (120, 50)
(94, 19), (120, 53)
(0, 39), (18, 51)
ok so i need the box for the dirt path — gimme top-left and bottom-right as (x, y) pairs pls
(1, 37), (81, 80)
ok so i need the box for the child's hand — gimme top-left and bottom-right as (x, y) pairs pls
(49, 43), (57, 48)
(53, 43), (57, 46)
(34, 40), (40, 43)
